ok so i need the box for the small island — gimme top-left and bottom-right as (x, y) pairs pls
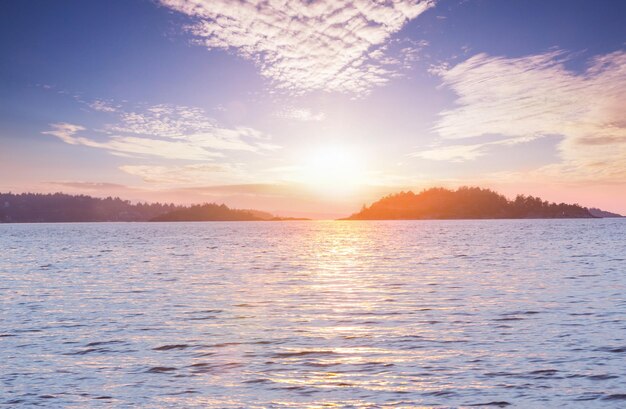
(343, 187), (614, 220)
(151, 203), (309, 222)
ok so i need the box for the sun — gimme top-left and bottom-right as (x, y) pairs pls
(300, 146), (366, 195)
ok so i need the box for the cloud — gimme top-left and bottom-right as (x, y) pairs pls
(411, 136), (538, 162)
(160, 0), (434, 94)
(46, 181), (128, 190)
(88, 100), (118, 112)
(106, 104), (214, 137)
(42, 123), (87, 145)
(179, 183), (301, 197)
(44, 122), (223, 160)
(412, 143), (484, 162)
(428, 50), (626, 182)
(119, 163), (245, 186)
(44, 104), (278, 160)
(275, 107), (326, 122)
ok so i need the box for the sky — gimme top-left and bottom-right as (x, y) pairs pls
(1, 0), (625, 218)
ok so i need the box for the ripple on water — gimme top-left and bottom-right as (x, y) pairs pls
(1, 219), (625, 408)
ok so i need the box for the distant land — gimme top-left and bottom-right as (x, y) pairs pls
(0, 189), (622, 223)
(0, 193), (304, 223)
(588, 208), (623, 218)
(345, 187), (622, 220)
(151, 204), (308, 222)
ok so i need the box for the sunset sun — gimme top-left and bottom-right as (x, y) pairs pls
(301, 146), (366, 194)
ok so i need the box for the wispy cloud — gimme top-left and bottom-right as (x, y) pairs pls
(44, 122), (223, 160)
(422, 50), (626, 182)
(45, 181), (128, 191)
(275, 107), (326, 122)
(160, 0), (434, 94)
(411, 142), (485, 162)
(412, 136), (538, 162)
(43, 103), (278, 160)
(88, 99), (118, 112)
(106, 104), (214, 137)
(119, 163), (245, 186)
(42, 123), (87, 145)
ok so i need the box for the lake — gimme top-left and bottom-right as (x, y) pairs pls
(1, 219), (625, 408)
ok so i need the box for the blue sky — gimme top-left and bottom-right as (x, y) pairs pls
(1, 0), (625, 217)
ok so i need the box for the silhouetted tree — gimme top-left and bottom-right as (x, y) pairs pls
(0, 193), (264, 223)
(346, 187), (594, 220)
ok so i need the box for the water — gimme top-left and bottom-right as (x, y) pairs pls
(1, 219), (625, 408)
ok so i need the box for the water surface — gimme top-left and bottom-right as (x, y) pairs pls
(1, 220), (625, 407)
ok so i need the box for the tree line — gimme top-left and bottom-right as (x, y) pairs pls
(346, 187), (595, 220)
(0, 193), (262, 222)
(0, 188), (615, 223)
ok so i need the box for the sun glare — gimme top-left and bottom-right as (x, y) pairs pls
(301, 146), (366, 195)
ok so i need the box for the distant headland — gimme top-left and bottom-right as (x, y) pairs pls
(344, 187), (622, 220)
(0, 188), (622, 223)
(150, 204), (308, 222)
(0, 193), (306, 223)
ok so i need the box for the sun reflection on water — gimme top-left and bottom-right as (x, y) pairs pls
(4, 220), (623, 407)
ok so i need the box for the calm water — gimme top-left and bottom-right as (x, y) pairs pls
(1, 220), (625, 408)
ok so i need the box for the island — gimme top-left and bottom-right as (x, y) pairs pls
(343, 187), (618, 220)
(151, 203), (309, 222)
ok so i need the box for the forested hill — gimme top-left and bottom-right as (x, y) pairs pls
(152, 205), (309, 221)
(151, 203), (264, 221)
(0, 193), (267, 223)
(345, 187), (598, 220)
